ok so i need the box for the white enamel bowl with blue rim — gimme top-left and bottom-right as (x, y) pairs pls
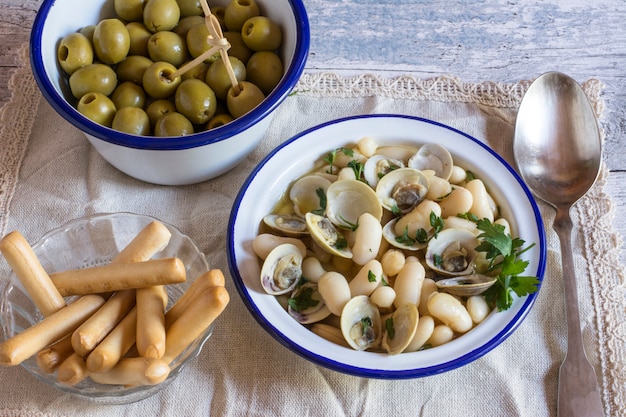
(30, 0), (309, 185)
(227, 114), (546, 379)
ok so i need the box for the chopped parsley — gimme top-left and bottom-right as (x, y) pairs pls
(288, 285), (319, 312)
(310, 187), (327, 216)
(324, 147), (354, 174)
(475, 218), (540, 311)
(367, 270), (377, 283)
(385, 317), (395, 339)
(394, 211), (444, 246)
(347, 159), (365, 182)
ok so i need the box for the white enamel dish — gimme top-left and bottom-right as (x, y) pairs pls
(227, 114), (546, 378)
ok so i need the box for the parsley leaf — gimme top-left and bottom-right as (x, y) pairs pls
(310, 187), (327, 215)
(288, 286), (319, 312)
(347, 159), (365, 181)
(476, 218), (539, 311)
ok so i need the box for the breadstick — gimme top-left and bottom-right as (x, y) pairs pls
(86, 307), (137, 373)
(89, 357), (170, 387)
(0, 231), (66, 317)
(71, 289), (136, 357)
(164, 269), (225, 328)
(36, 334), (74, 374)
(162, 286), (229, 364)
(136, 286), (168, 359)
(112, 221), (172, 264)
(57, 352), (90, 386)
(49, 258), (186, 296)
(0, 295), (105, 366)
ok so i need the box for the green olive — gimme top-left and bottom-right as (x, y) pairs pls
(206, 113), (234, 129)
(143, 0), (181, 33)
(69, 63), (118, 99)
(226, 80), (265, 118)
(112, 107), (151, 135)
(176, 0), (202, 17)
(224, 0), (260, 32)
(174, 15), (204, 39)
(117, 55), (154, 84)
(174, 78), (217, 124)
(146, 99), (176, 127)
(154, 112), (194, 136)
(181, 60), (209, 81)
(186, 23), (218, 62)
(111, 81), (147, 109)
(246, 51), (283, 95)
(205, 56), (246, 100)
(241, 16), (282, 52)
(147, 31), (187, 67)
(142, 61), (181, 99)
(114, 0), (146, 22)
(212, 6), (227, 30)
(78, 25), (96, 42)
(57, 32), (94, 75)
(77, 92), (117, 127)
(126, 22), (153, 56)
(223, 31), (253, 64)
(93, 18), (130, 64)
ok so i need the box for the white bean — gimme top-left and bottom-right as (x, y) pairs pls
(370, 286), (396, 311)
(427, 293), (473, 333)
(427, 324), (454, 347)
(495, 217), (511, 235)
(425, 174), (452, 201)
(318, 272), (351, 316)
(394, 200), (441, 236)
(448, 165), (467, 184)
(380, 249), (405, 277)
(352, 212), (382, 265)
(252, 233), (307, 260)
(418, 279), (438, 316)
(349, 259), (383, 297)
(357, 136), (377, 157)
(302, 257), (326, 283)
(438, 186), (473, 218)
(442, 216), (478, 234)
(466, 295), (491, 324)
(337, 166), (356, 181)
(405, 315), (435, 352)
(465, 179), (494, 221)
(393, 260), (425, 308)
(310, 323), (350, 347)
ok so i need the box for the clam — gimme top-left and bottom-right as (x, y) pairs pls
(376, 168), (429, 214)
(363, 154), (405, 188)
(289, 174), (332, 217)
(381, 303), (419, 355)
(260, 243), (304, 295)
(263, 214), (308, 237)
(407, 143), (454, 180)
(340, 295), (382, 351)
(435, 274), (497, 297)
(425, 228), (479, 276)
(287, 282), (332, 324)
(305, 212), (352, 258)
(325, 179), (383, 227)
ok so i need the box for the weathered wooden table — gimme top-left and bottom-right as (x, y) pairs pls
(1, 0), (625, 264)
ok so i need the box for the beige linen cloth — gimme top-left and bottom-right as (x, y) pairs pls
(1, 48), (625, 416)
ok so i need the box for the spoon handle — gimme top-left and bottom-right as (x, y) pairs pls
(553, 208), (604, 417)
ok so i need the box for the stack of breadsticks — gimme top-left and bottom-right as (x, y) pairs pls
(0, 220), (229, 388)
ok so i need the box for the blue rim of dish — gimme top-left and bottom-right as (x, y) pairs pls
(29, 0), (310, 151)
(227, 114), (547, 379)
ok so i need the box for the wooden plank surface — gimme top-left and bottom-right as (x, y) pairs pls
(1, 0), (624, 262)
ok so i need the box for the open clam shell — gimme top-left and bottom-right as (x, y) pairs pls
(375, 168), (429, 214)
(287, 282), (332, 324)
(381, 303), (419, 355)
(340, 295), (382, 351)
(325, 179), (383, 227)
(425, 228), (479, 276)
(260, 243), (304, 295)
(263, 214), (309, 237)
(363, 154), (405, 188)
(289, 174), (332, 217)
(435, 274), (497, 297)
(305, 212), (352, 258)
(407, 143), (454, 180)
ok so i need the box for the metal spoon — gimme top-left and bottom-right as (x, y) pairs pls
(514, 72), (604, 417)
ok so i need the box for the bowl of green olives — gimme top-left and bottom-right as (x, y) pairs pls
(30, 0), (309, 185)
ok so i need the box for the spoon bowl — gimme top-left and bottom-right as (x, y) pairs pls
(514, 72), (604, 417)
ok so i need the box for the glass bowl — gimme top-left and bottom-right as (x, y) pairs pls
(0, 212), (211, 403)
